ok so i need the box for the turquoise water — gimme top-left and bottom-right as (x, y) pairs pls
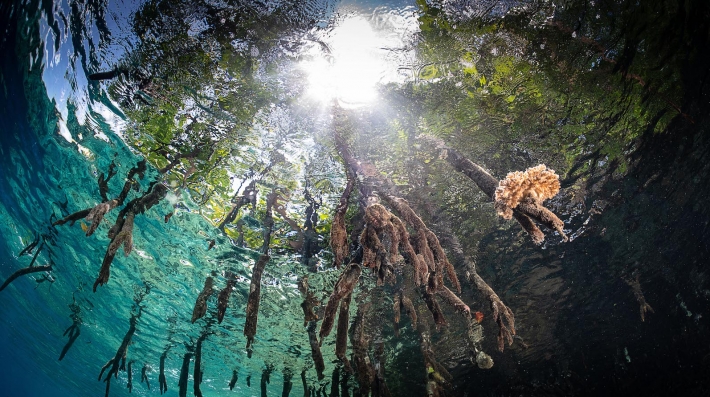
(0, 2), (333, 396)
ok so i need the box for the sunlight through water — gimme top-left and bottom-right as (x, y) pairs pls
(301, 11), (418, 107)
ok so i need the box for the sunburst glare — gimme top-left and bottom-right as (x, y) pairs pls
(301, 14), (415, 107)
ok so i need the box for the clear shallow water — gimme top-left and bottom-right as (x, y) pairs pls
(2, 0), (710, 396)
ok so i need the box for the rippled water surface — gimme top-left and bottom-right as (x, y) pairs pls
(1, 0), (710, 396)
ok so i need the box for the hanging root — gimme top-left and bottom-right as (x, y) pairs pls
(107, 212), (135, 257)
(141, 364), (150, 390)
(422, 289), (448, 329)
(159, 350), (168, 394)
(351, 301), (374, 396)
(335, 293), (353, 372)
(191, 276), (214, 323)
(511, 211), (545, 245)
(98, 313), (138, 397)
(194, 335), (207, 397)
(298, 277), (320, 326)
(331, 167), (355, 268)
(244, 254), (271, 350)
(360, 203), (428, 288)
(0, 263), (53, 292)
(98, 161), (117, 202)
(469, 272), (515, 351)
(216, 274), (236, 324)
(436, 286), (471, 317)
(93, 212), (134, 292)
(418, 136), (567, 244)
(393, 290), (418, 334)
(178, 352), (192, 397)
(85, 200), (119, 236)
(307, 321), (326, 380)
(379, 195), (461, 293)
(319, 263), (361, 343)
(623, 273), (655, 322)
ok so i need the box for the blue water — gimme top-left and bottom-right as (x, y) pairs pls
(0, 1), (334, 396)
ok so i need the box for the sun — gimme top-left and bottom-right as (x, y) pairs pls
(301, 16), (388, 106)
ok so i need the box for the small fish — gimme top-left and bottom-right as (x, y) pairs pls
(208, 240), (215, 250)
(474, 311), (484, 323)
(80, 222), (89, 233)
(165, 212), (173, 223)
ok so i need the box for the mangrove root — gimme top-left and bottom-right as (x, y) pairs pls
(98, 312), (139, 397)
(419, 135), (568, 244)
(319, 263), (361, 343)
(141, 364), (150, 390)
(351, 301), (374, 396)
(335, 293), (353, 372)
(191, 276), (214, 323)
(159, 350), (169, 394)
(331, 167), (355, 268)
(470, 272), (515, 351)
(178, 352), (192, 397)
(307, 321), (326, 380)
(229, 370), (238, 391)
(194, 334), (207, 397)
(216, 273), (236, 324)
(298, 277), (320, 326)
(244, 254), (271, 350)
(623, 273), (655, 322)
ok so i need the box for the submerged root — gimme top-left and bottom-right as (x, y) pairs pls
(351, 301), (374, 396)
(298, 277), (320, 326)
(380, 195), (461, 293)
(191, 277), (214, 323)
(307, 321), (326, 380)
(336, 293), (353, 372)
(107, 212), (135, 257)
(194, 335), (207, 397)
(141, 364), (150, 390)
(216, 273), (236, 324)
(436, 286), (471, 317)
(159, 350), (169, 394)
(0, 262), (53, 292)
(319, 263), (361, 342)
(244, 254), (271, 350)
(85, 200), (119, 236)
(470, 272), (515, 351)
(623, 273), (655, 322)
(422, 289), (448, 329)
(331, 167), (355, 268)
(393, 290), (418, 334)
(93, 213), (134, 292)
